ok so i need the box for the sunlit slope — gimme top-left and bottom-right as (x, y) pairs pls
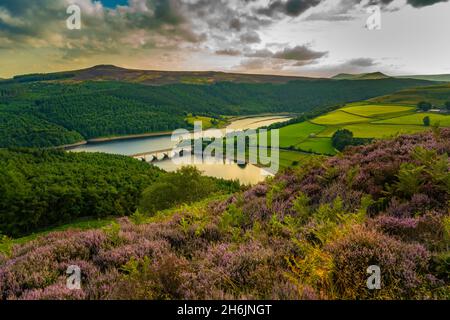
(370, 83), (450, 105)
(374, 113), (450, 126)
(311, 111), (370, 125)
(278, 102), (450, 155)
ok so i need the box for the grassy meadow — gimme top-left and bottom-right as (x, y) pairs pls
(277, 102), (450, 155)
(185, 115), (227, 129)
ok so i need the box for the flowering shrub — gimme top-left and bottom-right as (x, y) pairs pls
(327, 226), (434, 299)
(0, 130), (448, 300)
(370, 212), (446, 251)
(18, 281), (87, 300)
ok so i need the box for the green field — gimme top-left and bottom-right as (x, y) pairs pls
(277, 102), (450, 155)
(340, 104), (414, 118)
(278, 121), (326, 148)
(374, 113), (450, 126)
(339, 124), (427, 138)
(277, 150), (317, 169)
(311, 110), (369, 125)
(296, 137), (336, 155)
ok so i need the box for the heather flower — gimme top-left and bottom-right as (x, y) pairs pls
(0, 245), (61, 299)
(94, 239), (169, 269)
(242, 196), (271, 222)
(1, 130), (448, 300)
(327, 225), (432, 299)
(370, 213), (445, 250)
(18, 280), (87, 300)
(0, 253), (6, 266)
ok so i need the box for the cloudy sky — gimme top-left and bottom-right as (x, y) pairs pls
(0, 0), (449, 78)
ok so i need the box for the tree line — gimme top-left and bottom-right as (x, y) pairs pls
(0, 78), (434, 148)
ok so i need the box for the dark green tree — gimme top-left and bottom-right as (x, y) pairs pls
(0, 149), (164, 237)
(417, 101), (432, 112)
(423, 116), (431, 127)
(444, 101), (450, 111)
(332, 129), (354, 151)
(139, 166), (219, 215)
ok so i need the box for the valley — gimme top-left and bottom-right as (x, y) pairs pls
(0, 66), (438, 148)
(278, 102), (449, 155)
(2, 0), (450, 304)
(0, 66), (449, 301)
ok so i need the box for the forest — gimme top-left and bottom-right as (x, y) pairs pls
(1, 129), (448, 300)
(0, 149), (239, 237)
(0, 77), (434, 148)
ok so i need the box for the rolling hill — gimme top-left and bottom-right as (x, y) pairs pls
(0, 66), (440, 148)
(370, 83), (450, 105)
(6, 66), (450, 86)
(397, 74), (450, 82)
(1, 129), (448, 300)
(277, 100), (450, 155)
(4, 65), (321, 86)
(331, 72), (390, 80)
(332, 71), (450, 82)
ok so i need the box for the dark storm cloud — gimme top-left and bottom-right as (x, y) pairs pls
(240, 31), (261, 44)
(244, 45), (327, 66)
(152, 0), (185, 24)
(0, 0), (205, 59)
(368, 0), (448, 8)
(2, 0), (446, 48)
(257, 0), (322, 17)
(406, 0), (449, 7)
(0, 0), (448, 67)
(346, 57), (378, 67)
(256, 0), (449, 21)
(246, 49), (275, 58)
(308, 57), (380, 76)
(229, 18), (242, 31)
(215, 49), (242, 56)
(272, 45), (328, 61)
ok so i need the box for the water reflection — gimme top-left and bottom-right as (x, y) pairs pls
(157, 154), (272, 185)
(70, 116), (290, 184)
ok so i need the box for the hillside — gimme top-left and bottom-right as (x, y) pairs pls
(0, 72), (436, 148)
(5, 65), (318, 86)
(0, 149), (163, 236)
(0, 149), (240, 237)
(1, 130), (448, 300)
(397, 74), (450, 82)
(275, 100), (450, 155)
(332, 72), (450, 82)
(370, 83), (450, 105)
(332, 72), (390, 80)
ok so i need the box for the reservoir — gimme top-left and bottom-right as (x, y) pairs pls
(70, 115), (291, 184)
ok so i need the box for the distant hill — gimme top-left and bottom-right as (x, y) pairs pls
(6, 66), (450, 85)
(6, 65), (322, 86)
(396, 74), (450, 82)
(331, 71), (450, 82)
(332, 72), (390, 80)
(0, 65), (439, 148)
(370, 83), (450, 105)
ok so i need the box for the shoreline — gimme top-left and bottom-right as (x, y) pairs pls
(86, 131), (174, 144)
(225, 113), (296, 122)
(60, 114), (296, 149)
(55, 140), (88, 150)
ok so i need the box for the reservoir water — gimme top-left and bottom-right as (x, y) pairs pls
(70, 116), (291, 184)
